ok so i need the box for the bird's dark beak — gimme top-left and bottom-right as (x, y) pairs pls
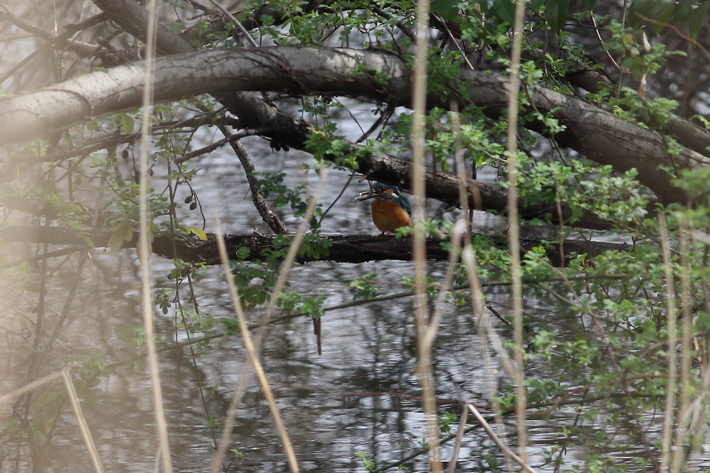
(354, 191), (375, 202)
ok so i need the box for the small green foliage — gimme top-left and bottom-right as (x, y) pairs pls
(438, 412), (458, 434)
(219, 318), (240, 336)
(277, 292), (326, 318)
(349, 273), (379, 300)
(355, 452), (376, 472)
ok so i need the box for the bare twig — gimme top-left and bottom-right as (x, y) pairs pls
(672, 223), (693, 473)
(206, 0), (259, 49)
(174, 128), (265, 164)
(217, 124), (289, 234)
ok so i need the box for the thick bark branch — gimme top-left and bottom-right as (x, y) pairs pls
(0, 225), (632, 267)
(0, 46), (704, 204)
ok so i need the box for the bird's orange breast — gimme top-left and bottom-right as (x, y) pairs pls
(371, 198), (411, 234)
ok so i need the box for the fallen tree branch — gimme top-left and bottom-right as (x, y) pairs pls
(0, 225), (633, 266)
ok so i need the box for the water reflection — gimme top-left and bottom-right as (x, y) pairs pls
(2, 109), (681, 473)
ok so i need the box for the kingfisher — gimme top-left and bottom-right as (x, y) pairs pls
(354, 182), (411, 237)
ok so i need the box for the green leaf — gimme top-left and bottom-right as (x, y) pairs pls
(491, 0), (515, 25)
(546, 0), (569, 33)
(653, 2), (675, 35)
(431, 0), (460, 21)
(628, 0), (652, 29)
(82, 235), (95, 249)
(107, 231), (124, 252)
(120, 115), (134, 134)
(690, 1), (710, 40)
(186, 227), (207, 241)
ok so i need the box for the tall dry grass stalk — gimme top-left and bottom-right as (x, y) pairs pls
(506, 0), (529, 462)
(61, 370), (105, 473)
(0, 371), (63, 405)
(137, 1), (173, 471)
(462, 248), (517, 472)
(672, 224), (692, 473)
(208, 168), (327, 473)
(410, 0), (442, 470)
(213, 219), (299, 473)
(658, 213), (678, 472)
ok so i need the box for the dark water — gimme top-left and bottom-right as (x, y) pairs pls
(3, 106), (703, 473)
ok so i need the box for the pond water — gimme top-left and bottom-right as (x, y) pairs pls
(2, 105), (707, 473)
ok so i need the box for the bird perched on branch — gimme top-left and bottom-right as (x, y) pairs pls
(354, 182), (411, 237)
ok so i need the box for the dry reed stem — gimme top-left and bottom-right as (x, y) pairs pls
(658, 213), (678, 472)
(466, 404), (538, 473)
(411, 0), (441, 469)
(213, 219), (299, 473)
(61, 370), (105, 473)
(423, 220), (465, 350)
(208, 168), (327, 472)
(138, 1), (172, 471)
(0, 371), (62, 404)
(462, 247), (514, 471)
(449, 101), (474, 245)
(669, 222), (693, 473)
(506, 0), (529, 462)
(446, 406), (469, 473)
(672, 224), (692, 473)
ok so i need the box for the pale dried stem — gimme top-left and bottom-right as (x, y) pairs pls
(446, 406), (468, 473)
(213, 219), (299, 473)
(61, 370), (105, 473)
(462, 247), (514, 471)
(671, 224), (693, 473)
(506, 0), (529, 462)
(449, 101), (474, 245)
(208, 168), (328, 472)
(658, 213), (678, 473)
(423, 220), (465, 350)
(467, 404), (538, 473)
(0, 371), (62, 404)
(138, 1), (172, 471)
(411, 0), (441, 469)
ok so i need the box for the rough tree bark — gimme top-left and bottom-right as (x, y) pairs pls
(0, 225), (632, 267)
